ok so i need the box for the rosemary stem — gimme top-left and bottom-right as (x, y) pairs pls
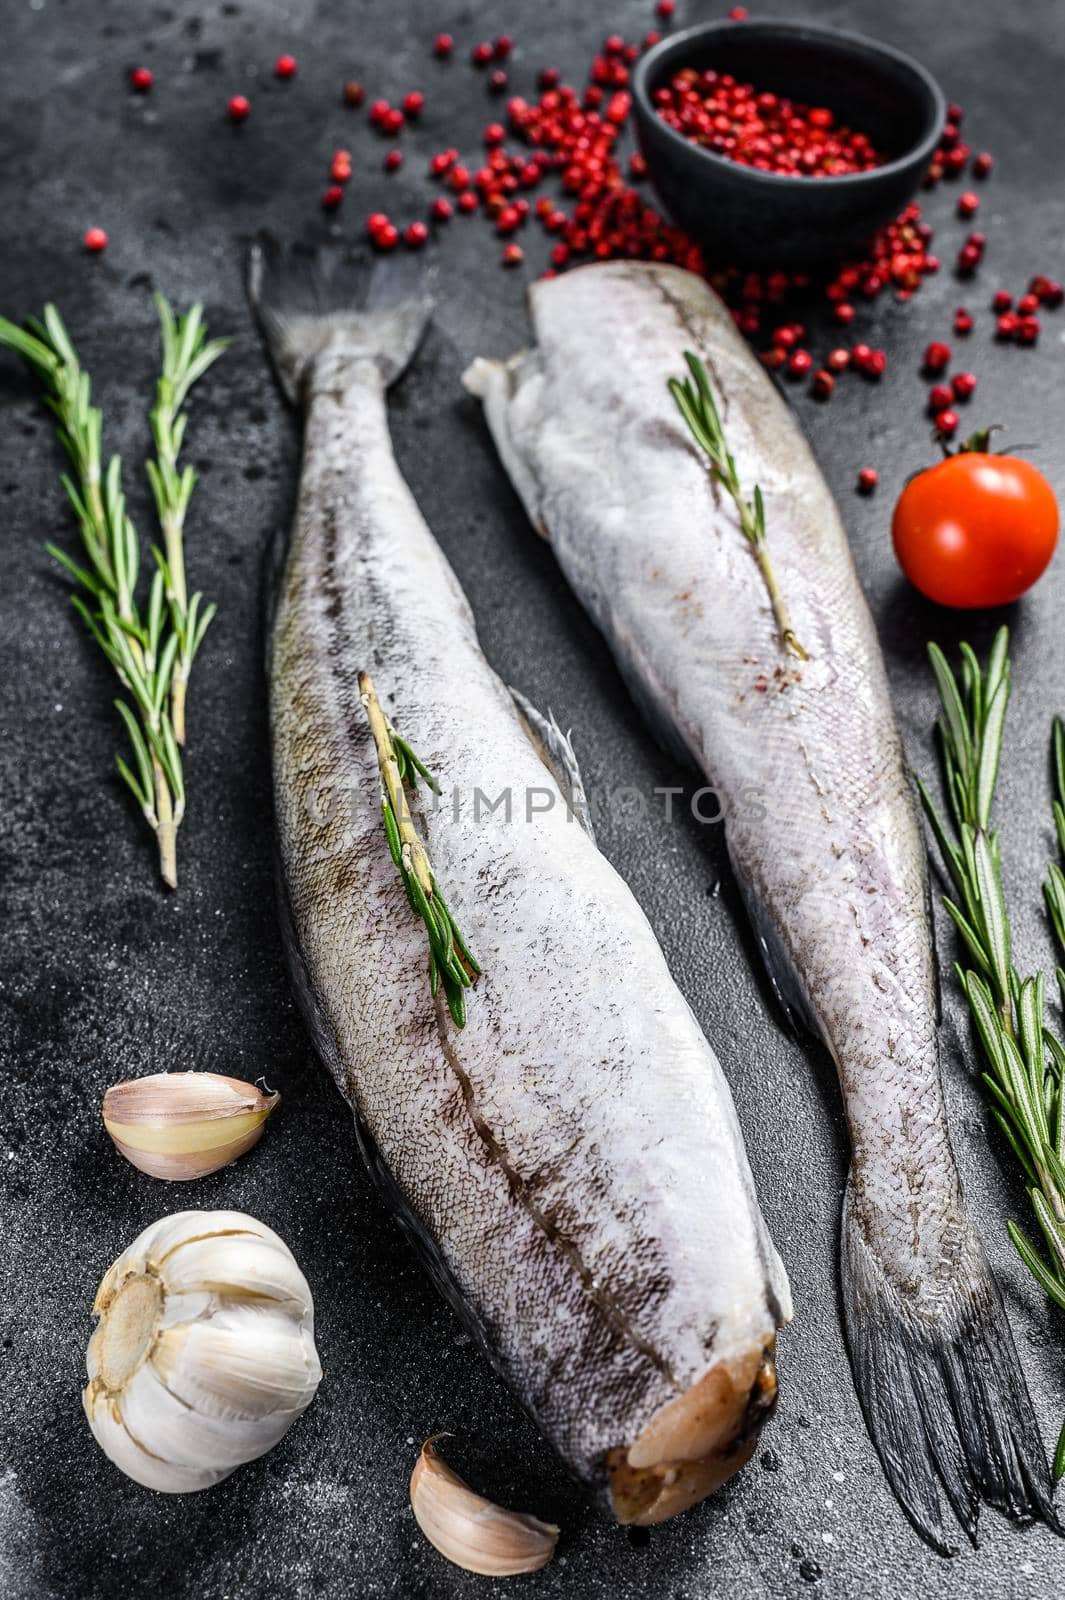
(359, 672), (434, 897)
(752, 535), (809, 662)
(153, 761), (178, 889)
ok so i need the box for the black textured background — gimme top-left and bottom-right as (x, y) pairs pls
(2, 2), (1064, 1596)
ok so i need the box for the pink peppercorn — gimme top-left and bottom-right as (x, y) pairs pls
(954, 308), (974, 334)
(322, 185), (344, 210)
(787, 349), (813, 379)
(812, 368), (835, 399)
(130, 66), (154, 91)
(404, 221), (429, 249)
(928, 383), (954, 413)
(972, 151), (993, 177)
(996, 312), (1019, 338)
(857, 467), (878, 493)
(84, 227), (108, 252)
(434, 33), (454, 57)
(431, 197), (453, 221)
(923, 341), (951, 373)
(228, 94), (251, 121)
(384, 149), (403, 172)
(275, 54), (297, 79)
(502, 242), (524, 266)
(935, 409), (959, 436)
(951, 372), (977, 400)
(957, 191), (980, 217)
(1017, 317), (1040, 344)
(403, 91), (425, 117)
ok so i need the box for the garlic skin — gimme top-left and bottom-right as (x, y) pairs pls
(83, 1210), (321, 1492)
(102, 1072), (280, 1180)
(410, 1438), (559, 1577)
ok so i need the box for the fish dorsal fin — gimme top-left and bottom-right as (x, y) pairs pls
(510, 688), (596, 842)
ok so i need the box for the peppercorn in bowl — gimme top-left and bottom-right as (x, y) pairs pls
(632, 18), (946, 264)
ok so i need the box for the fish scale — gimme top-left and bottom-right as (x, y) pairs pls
(248, 243), (789, 1528)
(466, 258), (1059, 1553)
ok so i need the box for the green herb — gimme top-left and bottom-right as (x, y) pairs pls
(359, 672), (480, 1027)
(669, 350), (808, 661)
(0, 299), (224, 887)
(146, 296), (227, 745)
(918, 627), (1065, 1476)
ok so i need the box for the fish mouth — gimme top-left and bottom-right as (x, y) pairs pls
(606, 1341), (778, 1526)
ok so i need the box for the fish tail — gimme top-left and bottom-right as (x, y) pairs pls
(841, 1180), (1060, 1553)
(246, 235), (432, 404)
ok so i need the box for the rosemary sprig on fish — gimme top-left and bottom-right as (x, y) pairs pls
(0, 298), (222, 888)
(919, 629), (1065, 1479)
(669, 350), (807, 661)
(359, 670), (480, 1027)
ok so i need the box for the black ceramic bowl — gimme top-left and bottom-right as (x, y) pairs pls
(631, 19), (946, 265)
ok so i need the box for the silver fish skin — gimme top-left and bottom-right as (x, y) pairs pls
(247, 246), (790, 1527)
(464, 260), (1059, 1553)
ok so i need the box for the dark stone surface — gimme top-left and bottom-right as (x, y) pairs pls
(1, 2), (1063, 1597)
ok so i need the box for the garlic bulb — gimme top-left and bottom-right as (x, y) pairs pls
(83, 1210), (321, 1492)
(410, 1438), (559, 1576)
(102, 1071), (279, 1180)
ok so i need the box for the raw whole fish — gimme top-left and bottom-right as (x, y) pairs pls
(247, 245), (790, 1527)
(465, 259), (1059, 1552)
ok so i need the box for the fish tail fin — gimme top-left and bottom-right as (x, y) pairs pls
(246, 235), (432, 404)
(841, 1179), (1060, 1555)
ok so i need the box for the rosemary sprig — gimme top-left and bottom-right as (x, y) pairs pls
(0, 297), (223, 888)
(146, 295), (227, 746)
(0, 306), (183, 885)
(359, 673), (480, 1027)
(918, 627), (1065, 1476)
(669, 350), (808, 661)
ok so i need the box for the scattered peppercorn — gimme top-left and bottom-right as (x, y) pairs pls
(488, 68), (509, 94)
(403, 91), (425, 117)
(228, 94), (251, 122)
(972, 151), (993, 178)
(857, 467), (879, 494)
(934, 408), (959, 436)
(957, 190), (979, 217)
(275, 54), (297, 80)
(84, 227), (109, 253)
(812, 368), (835, 399)
(331, 149), (353, 182)
(787, 349), (813, 379)
(656, 0), (676, 17)
(344, 80), (365, 107)
(923, 341), (951, 373)
(502, 242), (524, 266)
(928, 383), (954, 413)
(322, 185), (344, 210)
(996, 312), (1019, 338)
(494, 35), (513, 59)
(404, 221), (429, 249)
(1017, 316), (1040, 345)
(951, 372), (977, 400)
(129, 66), (154, 92)
(384, 149), (403, 172)
(433, 33), (454, 58)
(472, 41), (494, 66)
(953, 307), (973, 335)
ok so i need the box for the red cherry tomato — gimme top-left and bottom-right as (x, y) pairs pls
(892, 447), (1059, 608)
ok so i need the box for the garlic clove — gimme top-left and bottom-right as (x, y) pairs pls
(154, 1313), (322, 1422)
(410, 1438), (559, 1577)
(83, 1383), (231, 1494)
(102, 1072), (279, 1181)
(160, 1230), (314, 1307)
